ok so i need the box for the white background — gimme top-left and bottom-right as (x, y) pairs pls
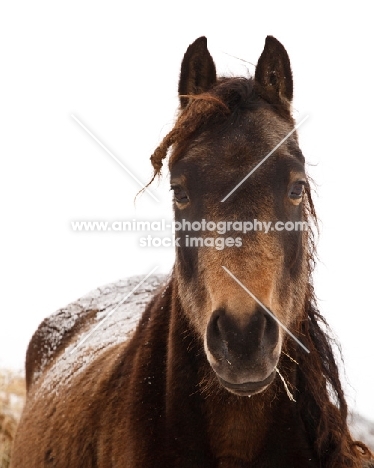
(1, 2), (373, 420)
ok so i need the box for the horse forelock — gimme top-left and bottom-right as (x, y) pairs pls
(147, 77), (293, 186)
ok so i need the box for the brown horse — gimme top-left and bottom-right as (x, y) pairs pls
(11, 37), (373, 467)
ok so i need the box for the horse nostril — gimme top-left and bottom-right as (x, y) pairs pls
(263, 311), (278, 349)
(206, 309), (226, 359)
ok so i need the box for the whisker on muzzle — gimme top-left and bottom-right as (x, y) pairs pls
(276, 367), (296, 402)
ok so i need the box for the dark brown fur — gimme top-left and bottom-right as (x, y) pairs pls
(11, 37), (373, 467)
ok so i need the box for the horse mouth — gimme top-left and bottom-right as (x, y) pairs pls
(218, 370), (276, 396)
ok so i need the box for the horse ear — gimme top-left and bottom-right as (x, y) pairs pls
(255, 36), (293, 103)
(178, 36), (217, 109)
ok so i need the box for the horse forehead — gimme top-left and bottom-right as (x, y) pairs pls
(225, 106), (294, 145)
(182, 107), (295, 169)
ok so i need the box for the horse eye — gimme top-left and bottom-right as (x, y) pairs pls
(171, 185), (189, 204)
(289, 181), (305, 200)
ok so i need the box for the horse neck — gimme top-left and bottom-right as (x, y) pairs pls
(161, 275), (310, 464)
(141, 279), (366, 466)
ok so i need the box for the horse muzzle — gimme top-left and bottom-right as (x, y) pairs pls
(205, 307), (280, 396)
